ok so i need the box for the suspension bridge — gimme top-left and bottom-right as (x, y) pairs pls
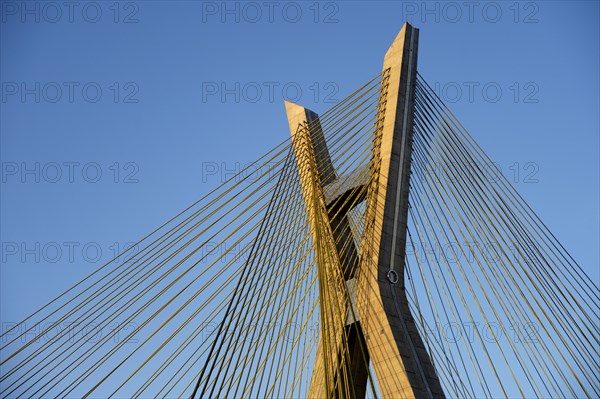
(0, 23), (598, 399)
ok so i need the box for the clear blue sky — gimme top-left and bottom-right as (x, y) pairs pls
(1, 0), (598, 389)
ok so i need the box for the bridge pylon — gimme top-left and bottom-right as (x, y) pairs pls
(285, 22), (445, 399)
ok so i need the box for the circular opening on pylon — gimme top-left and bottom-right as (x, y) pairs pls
(387, 270), (399, 284)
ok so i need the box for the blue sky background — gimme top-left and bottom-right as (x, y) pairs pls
(0, 0), (598, 385)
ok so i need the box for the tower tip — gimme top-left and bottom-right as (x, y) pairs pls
(385, 22), (419, 62)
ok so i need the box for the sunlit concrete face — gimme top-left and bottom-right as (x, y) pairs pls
(285, 100), (368, 398)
